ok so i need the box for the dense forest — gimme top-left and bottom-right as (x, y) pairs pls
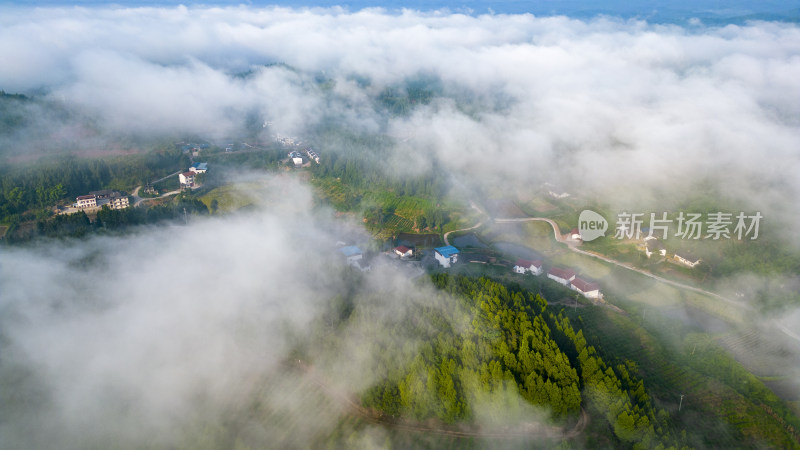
(0, 151), (189, 222)
(3, 194), (208, 243)
(323, 274), (682, 448)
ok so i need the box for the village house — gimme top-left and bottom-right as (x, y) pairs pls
(570, 228), (581, 240)
(179, 171), (195, 188)
(547, 267), (577, 286)
(75, 194), (97, 209)
(306, 148), (320, 164)
(571, 277), (602, 299)
(434, 245), (459, 268)
(674, 251), (702, 268)
(339, 245), (371, 271)
(339, 245), (363, 264)
(394, 245), (413, 259)
(190, 162), (208, 173)
(644, 238), (667, 258)
(288, 151), (303, 166)
(108, 195), (130, 210)
(513, 259), (543, 275)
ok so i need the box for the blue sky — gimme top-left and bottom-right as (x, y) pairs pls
(4, 0), (800, 23)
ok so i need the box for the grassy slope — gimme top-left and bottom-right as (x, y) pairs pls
(198, 184), (257, 214)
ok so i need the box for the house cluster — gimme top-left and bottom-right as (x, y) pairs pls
(276, 135), (299, 146)
(639, 235), (702, 268)
(74, 190), (129, 210)
(430, 241), (603, 299)
(179, 143), (209, 158)
(546, 266), (603, 299)
(179, 162), (208, 188)
(179, 142), (209, 154)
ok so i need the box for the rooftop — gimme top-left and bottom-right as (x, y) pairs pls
(515, 258), (541, 268)
(675, 251), (700, 262)
(395, 245), (411, 254)
(571, 277), (599, 292)
(191, 162), (208, 170)
(548, 267), (577, 280)
(435, 245), (459, 257)
(339, 246), (363, 257)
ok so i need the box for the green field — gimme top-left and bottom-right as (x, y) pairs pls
(198, 183), (258, 214)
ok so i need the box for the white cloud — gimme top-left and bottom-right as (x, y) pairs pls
(1, 6), (800, 445)
(1, 5), (798, 225)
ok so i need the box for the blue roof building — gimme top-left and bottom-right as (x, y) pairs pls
(339, 245), (364, 268)
(435, 246), (459, 257)
(190, 162), (208, 173)
(434, 245), (459, 268)
(339, 246), (363, 257)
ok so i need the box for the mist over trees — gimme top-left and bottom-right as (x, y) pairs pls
(1, 4), (799, 449)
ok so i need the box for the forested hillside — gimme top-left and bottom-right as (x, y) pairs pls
(339, 275), (681, 448)
(0, 151), (188, 222)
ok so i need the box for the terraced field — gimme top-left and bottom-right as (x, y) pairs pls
(383, 214), (414, 230)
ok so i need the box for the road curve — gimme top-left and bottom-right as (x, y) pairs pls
(131, 186), (182, 206)
(493, 217), (799, 343)
(443, 202), (486, 246)
(494, 217), (751, 310)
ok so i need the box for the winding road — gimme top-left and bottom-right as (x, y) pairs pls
(131, 185), (181, 206)
(446, 209), (800, 343)
(443, 202), (486, 246)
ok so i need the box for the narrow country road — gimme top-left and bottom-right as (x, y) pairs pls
(456, 210), (798, 344)
(443, 202), (486, 246)
(130, 170), (185, 206)
(131, 184), (182, 206)
(494, 217), (751, 310)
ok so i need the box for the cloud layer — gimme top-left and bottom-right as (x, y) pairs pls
(1, 6), (800, 446)
(2, 6), (799, 226)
